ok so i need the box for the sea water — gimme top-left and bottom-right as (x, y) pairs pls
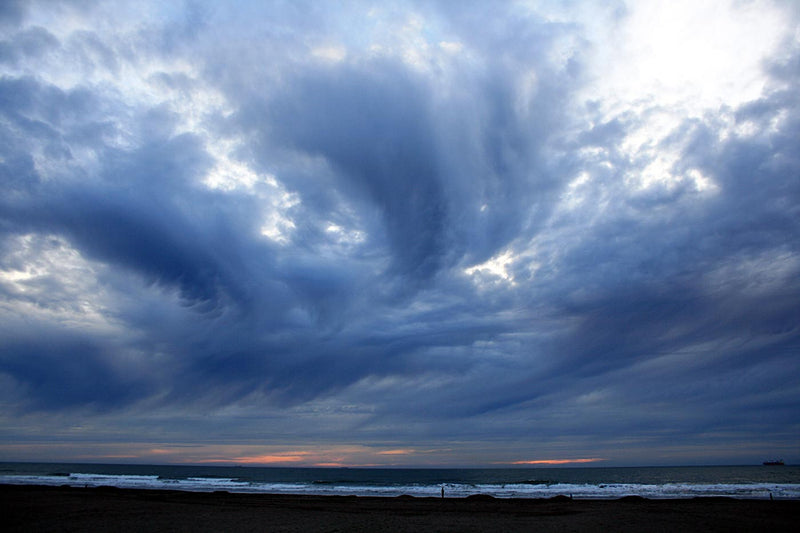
(1, 462), (798, 499)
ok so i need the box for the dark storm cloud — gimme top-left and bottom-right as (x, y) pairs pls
(0, 325), (153, 410)
(217, 0), (585, 281)
(193, 5), (591, 402)
(0, 0), (798, 464)
(451, 60), (800, 430)
(0, 67), (408, 409)
(264, 62), (447, 279)
(0, 72), (279, 408)
(324, 37), (800, 441)
(0, 79), (250, 312)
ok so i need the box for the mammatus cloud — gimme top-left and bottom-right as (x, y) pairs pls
(0, 0), (798, 466)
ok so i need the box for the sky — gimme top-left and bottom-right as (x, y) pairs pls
(0, 0), (798, 468)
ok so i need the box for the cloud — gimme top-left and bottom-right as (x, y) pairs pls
(0, 0), (25, 28)
(0, 328), (153, 410)
(0, 0), (798, 466)
(262, 61), (447, 279)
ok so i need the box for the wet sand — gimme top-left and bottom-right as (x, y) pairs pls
(3, 484), (799, 532)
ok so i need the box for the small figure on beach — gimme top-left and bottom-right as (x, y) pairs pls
(441, 486), (445, 498)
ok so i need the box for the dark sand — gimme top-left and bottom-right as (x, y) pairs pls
(3, 484), (799, 532)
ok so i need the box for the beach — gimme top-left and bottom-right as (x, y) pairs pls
(3, 484), (799, 532)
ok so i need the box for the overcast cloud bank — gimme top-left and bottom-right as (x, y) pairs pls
(0, 0), (798, 466)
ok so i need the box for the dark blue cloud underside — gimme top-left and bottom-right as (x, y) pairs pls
(0, 334), (151, 410)
(0, 1), (797, 464)
(265, 62), (447, 279)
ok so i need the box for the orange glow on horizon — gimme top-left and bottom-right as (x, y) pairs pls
(312, 462), (386, 468)
(377, 449), (415, 455)
(508, 458), (604, 465)
(232, 454), (308, 464)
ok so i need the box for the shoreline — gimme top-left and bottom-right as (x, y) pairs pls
(4, 484), (799, 532)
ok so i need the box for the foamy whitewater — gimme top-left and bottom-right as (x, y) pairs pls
(1, 463), (798, 499)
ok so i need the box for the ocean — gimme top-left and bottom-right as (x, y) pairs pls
(1, 462), (798, 499)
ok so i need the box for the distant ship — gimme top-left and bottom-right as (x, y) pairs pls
(763, 459), (785, 466)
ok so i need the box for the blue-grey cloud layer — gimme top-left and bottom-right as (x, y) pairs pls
(0, 0), (798, 465)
